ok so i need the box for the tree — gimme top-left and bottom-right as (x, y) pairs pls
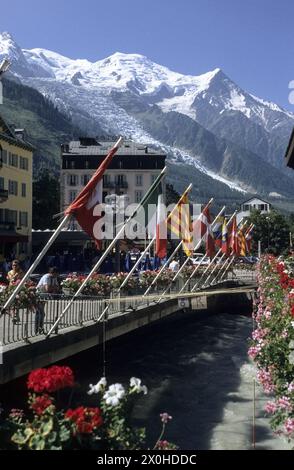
(247, 209), (291, 256)
(33, 170), (60, 229)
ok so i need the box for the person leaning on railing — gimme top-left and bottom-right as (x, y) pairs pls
(35, 267), (61, 334)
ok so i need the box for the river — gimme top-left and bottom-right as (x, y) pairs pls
(1, 310), (291, 450)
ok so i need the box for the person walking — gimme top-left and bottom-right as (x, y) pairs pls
(7, 260), (25, 323)
(35, 267), (60, 334)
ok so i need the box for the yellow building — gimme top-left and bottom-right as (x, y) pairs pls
(0, 114), (34, 258)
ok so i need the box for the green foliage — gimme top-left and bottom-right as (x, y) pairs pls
(247, 209), (291, 255)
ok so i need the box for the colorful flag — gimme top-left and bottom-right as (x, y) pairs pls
(245, 224), (253, 253)
(193, 206), (211, 246)
(238, 228), (247, 257)
(205, 209), (215, 258)
(155, 184), (167, 259)
(229, 216), (240, 255)
(168, 192), (193, 257)
(221, 217), (229, 255)
(65, 141), (121, 247)
(212, 216), (224, 248)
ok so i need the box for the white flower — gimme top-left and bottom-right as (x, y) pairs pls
(87, 377), (107, 395)
(103, 383), (125, 406)
(130, 377), (148, 395)
(291, 321), (294, 329)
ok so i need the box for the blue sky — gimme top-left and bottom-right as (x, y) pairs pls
(1, 0), (294, 109)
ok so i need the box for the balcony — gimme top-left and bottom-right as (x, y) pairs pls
(103, 180), (115, 189)
(0, 188), (8, 203)
(115, 181), (128, 189)
(0, 221), (15, 230)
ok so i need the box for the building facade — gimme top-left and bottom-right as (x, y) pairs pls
(0, 115), (34, 257)
(237, 197), (271, 224)
(60, 138), (166, 231)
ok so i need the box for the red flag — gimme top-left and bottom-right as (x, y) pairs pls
(193, 206), (212, 246)
(155, 186), (167, 259)
(245, 225), (253, 253)
(229, 216), (240, 255)
(65, 140), (121, 247)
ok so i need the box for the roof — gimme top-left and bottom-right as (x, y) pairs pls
(284, 127), (294, 169)
(0, 114), (34, 152)
(62, 139), (165, 157)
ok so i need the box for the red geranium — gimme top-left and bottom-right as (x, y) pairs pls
(27, 366), (74, 393)
(31, 394), (53, 415)
(65, 406), (103, 434)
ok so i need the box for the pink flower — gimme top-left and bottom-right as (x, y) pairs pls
(160, 412), (172, 424)
(284, 418), (294, 435)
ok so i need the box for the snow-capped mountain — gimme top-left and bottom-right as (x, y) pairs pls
(1, 31), (294, 198)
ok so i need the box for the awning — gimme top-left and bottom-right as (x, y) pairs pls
(0, 231), (29, 243)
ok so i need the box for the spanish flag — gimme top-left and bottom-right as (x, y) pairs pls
(167, 192), (193, 257)
(238, 228), (247, 257)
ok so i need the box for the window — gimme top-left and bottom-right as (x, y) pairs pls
(8, 180), (18, 195)
(81, 174), (91, 185)
(21, 183), (26, 197)
(9, 153), (18, 167)
(1, 149), (7, 164)
(67, 174), (78, 186)
(19, 156), (29, 170)
(85, 160), (89, 169)
(151, 174), (157, 184)
(135, 190), (143, 203)
(136, 174), (143, 186)
(70, 160), (75, 169)
(115, 175), (126, 186)
(243, 204), (250, 211)
(0, 177), (4, 189)
(2, 209), (17, 225)
(19, 211), (28, 227)
(69, 190), (77, 202)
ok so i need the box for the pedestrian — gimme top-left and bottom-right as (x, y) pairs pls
(169, 258), (180, 272)
(7, 260), (25, 324)
(35, 267), (60, 334)
(7, 259), (25, 284)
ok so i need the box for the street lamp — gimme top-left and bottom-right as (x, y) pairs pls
(265, 216), (270, 252)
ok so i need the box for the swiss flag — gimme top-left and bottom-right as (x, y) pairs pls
(193, 206), (211, 246)
(65, 138), (122, 247)
(193, 206), (215, 258)
(245, 224), (253, 253)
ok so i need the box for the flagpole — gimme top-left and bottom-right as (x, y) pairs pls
(203, 219), (247, 288)
(190, 211), (238, 292)
(119, 236), (155, 291)
(1, 137), (125, 315)
(157, 205), (226, 301)
(177, 206), (226, 294)
(0, 213), (72, 314)
(142, 198), (214, 297)
(121, 184), (194, 291)
(46, 166), (167, 337)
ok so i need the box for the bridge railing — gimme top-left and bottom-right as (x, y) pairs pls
(0, 294), (106, 345)
(0, 268), (256, 346)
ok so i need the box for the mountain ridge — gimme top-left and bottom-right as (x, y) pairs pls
(1, 31), (294, 201)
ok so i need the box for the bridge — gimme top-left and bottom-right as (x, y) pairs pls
(0, 267), (256, 384)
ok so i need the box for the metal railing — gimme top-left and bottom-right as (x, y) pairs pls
(0, 268), (256, 346)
